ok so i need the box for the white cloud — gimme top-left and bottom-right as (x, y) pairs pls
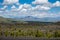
(0, 0), (60, 18)
(10, 4), (32, 12)
(3, 0), (19, 5)
(1, 6), (7, 9)
(11, 5), (16, 9)
(11, 5), (17, 12)
(31, 12), (60, 18)
(18, 5), (23, 10)
(23, 4), (32, 9)
(0, 6), (60, 18)
(18, 4), (32, 10)
(31, 5), (51, 11)
(32, 0), (52, 10)
(41, 6), (50, 10)
(32, 0), (60, 9)
(40, 6), (50, 10)
(0, 6), (7, 11)
(32, 0), (48, 4)
(16, 3), (20, 5)
(53, 1), (60, 7)
(0, 3), (55, 18)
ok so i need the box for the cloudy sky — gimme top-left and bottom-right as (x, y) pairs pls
(0, 0), (60, 18)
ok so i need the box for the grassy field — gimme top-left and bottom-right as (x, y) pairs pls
(0, 21), (60, 38)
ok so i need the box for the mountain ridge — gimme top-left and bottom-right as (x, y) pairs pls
(0, 16), (60, 22)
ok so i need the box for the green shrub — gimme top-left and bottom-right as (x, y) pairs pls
(10, 31), (14, 37)
(4, 31), (9, 37)
(26, 30), (35, 37)
(35, 30), (44, 37)
(45, 32), (53, 38)
(54, 30), (60, 37)
(0, 31), (2, 36)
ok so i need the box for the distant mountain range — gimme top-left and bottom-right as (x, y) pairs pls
(14, 16), (60, 22)
(0, 16), (60, 22)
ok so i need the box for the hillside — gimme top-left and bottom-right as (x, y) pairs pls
(0, 16), (27, 24)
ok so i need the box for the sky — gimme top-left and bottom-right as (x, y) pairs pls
(0, 0), (60, 18)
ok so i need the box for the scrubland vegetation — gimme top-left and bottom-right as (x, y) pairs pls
(0, 21), (60, 38)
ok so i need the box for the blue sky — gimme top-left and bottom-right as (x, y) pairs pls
(0, 0), (60, 18)
(0, 0), (60, 4)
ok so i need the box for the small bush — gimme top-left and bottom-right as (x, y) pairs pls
(54, 30), (60, 37)
(45, 32), (53, 38)
(35, 30), (44, 37)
